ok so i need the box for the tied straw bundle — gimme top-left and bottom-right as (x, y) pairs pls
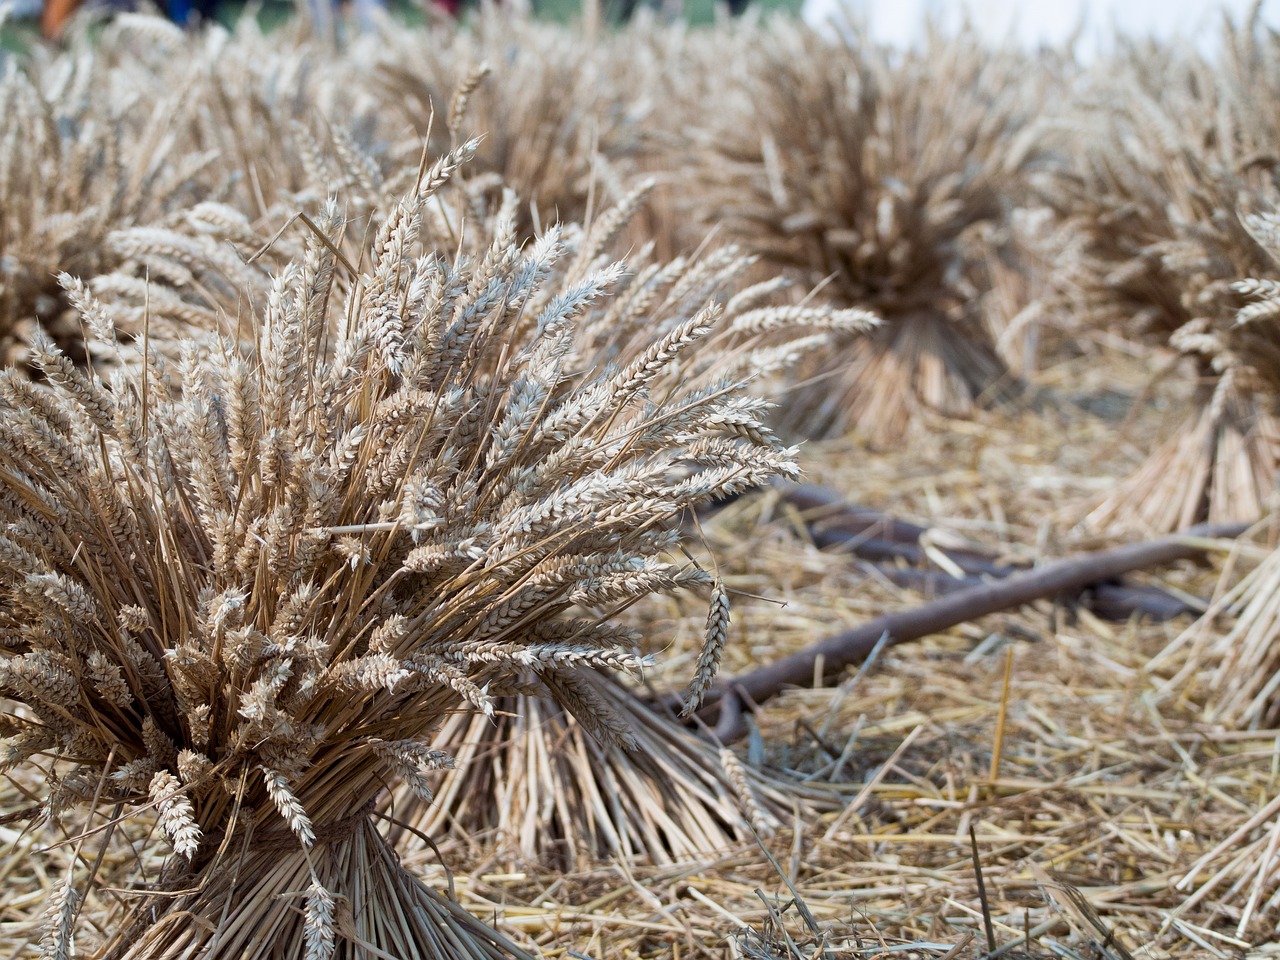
(1164, 211), (1280, 728)
(0, 140), (826, 959)
(390, 654), (849, 870)
(680, 19), (1045, 442)
(1039, 21), (1280, 532)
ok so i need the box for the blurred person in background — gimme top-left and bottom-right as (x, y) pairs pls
(40, 0), (219, 38)
(167, 0), (219, 23)
(40, 0), (81, 36)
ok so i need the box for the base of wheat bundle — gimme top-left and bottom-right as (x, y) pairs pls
(102, 811), (525, 960)
(386, 670), (844, 869)
(1087, 369), (1280, 534)
(775, 310), (1013, 444)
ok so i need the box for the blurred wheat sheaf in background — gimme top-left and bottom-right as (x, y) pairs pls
(4, 2), (1280, 958)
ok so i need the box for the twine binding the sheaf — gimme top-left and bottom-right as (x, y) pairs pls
(250, 799), (379, 854)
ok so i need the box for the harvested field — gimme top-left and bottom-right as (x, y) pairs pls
(1, 5), (1279, 960)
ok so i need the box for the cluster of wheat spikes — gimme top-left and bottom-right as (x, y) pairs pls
(121, 179), (869, 869)
(0, 11), (417, 370)
(1, 7), (700, 374)
(0, 133), (862, 957)
(367, 7), (653, 241)
(0, 17), (217, 366)
(677, 19), (1050, 442)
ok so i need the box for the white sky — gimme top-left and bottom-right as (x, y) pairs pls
(802, 0), (1279, 56)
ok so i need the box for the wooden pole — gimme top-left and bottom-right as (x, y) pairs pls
(705, 521), (1249, 743)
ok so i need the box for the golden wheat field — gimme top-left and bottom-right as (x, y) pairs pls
(2, 3), (1280, 959)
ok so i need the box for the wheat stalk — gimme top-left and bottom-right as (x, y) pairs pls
(386, 671), (843, 869)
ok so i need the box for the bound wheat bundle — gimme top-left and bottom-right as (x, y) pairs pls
(79, 34), (659, 347)
(82, 166), (867, 871)
(1042, 26), (1280, 532)
(1148, 221), (1280, 922)
(1037, 43), (1211, 349)
(679, 20), (1047, 442)
(0, 11), (400, 375)
(1044, 16), (1280, 348)
(0, 18), (217, 367)
(365, 7), (652, 242)
(82, 95), (465, 342)
(0, 139), (818, 958)
(375, 240), (870, 870)
(172, 14), (442, 224)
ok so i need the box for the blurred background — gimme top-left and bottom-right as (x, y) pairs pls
(802, 0), (1279, 56)
(5, 0), (1278, 40)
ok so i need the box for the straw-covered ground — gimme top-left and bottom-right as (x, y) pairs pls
(2, 5), (1280, 960)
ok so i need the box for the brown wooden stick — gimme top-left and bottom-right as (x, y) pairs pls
(871, 565), (1196, 621)
(779, 483), (1010, 574)
(776, 483), (1199, 620)
(706, 520), (1249, 743)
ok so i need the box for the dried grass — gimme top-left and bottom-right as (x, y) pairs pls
(506, 372), (1280, 954)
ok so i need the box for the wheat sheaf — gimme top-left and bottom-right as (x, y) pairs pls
(0, 142), (838, 959)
